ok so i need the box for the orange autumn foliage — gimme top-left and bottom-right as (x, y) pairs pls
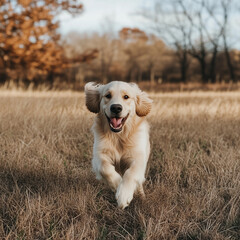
(0, 0), (97, 82)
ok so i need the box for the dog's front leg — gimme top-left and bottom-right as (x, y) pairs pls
(92, 155), (122, 191)
(116, 160), (146, 209)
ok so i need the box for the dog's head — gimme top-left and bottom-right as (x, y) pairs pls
(85, 81), (152, 133)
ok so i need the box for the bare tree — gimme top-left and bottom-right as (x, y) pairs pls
(141, 0), (239, 83)
(220, 0), (236, 82)
(140, 1), (191, 83)
(179, 0), (237, 83)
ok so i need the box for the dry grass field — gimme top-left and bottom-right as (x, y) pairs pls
(0, 90), (240, 240)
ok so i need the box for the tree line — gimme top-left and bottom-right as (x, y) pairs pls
(1, 0), (240, 89)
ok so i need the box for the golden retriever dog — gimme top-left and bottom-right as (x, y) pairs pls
(85, 81), (152, 209)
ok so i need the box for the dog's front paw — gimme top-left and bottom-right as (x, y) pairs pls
(116, 183), (134, 209)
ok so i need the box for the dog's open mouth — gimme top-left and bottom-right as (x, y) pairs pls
(105, 114), (129, 132)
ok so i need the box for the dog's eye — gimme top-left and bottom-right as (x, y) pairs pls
(124, 95), (129, 100)
(105, 93), (111, 99)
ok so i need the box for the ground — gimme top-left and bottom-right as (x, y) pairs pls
(0, 90), (239, 239)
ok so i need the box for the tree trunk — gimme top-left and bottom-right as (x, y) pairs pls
(201, 59), (208, 83)
(223, 36), (235, 82)
(0, 69), (6, 84)
(181, 51), (188, 83)
(209, 46), (218, 83)
(47, 71), (54, 89)
(150, 67), (155, 86)
(0, 52), (7, 84)
(175, 45), (188, 83)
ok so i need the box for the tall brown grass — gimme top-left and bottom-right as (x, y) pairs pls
(0, 90), (239, 239)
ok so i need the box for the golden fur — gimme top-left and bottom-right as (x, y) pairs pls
(85, 81), (152, 209)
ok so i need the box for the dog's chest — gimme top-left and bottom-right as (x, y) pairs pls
(109, 138), (134, 175)
(114, 156), (132, 176)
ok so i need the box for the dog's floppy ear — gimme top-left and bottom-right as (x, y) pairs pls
(84, 82), (102, 113)
(136, 91), (152, 117)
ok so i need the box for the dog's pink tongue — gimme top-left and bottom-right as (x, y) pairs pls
(110, 118), (122, 128)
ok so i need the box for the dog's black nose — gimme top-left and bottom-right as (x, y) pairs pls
(110, 104), (122, 114)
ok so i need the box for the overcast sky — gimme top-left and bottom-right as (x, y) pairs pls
(58, 0), (240, 49)
(59, 0), (152, 35)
